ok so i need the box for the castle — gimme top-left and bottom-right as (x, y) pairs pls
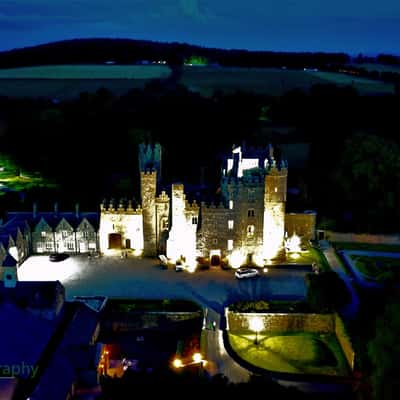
(0, 142), (316, 270)
(99, 143), (316, 267)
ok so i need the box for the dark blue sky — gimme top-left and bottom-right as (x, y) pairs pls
(1, 0), (399, 55)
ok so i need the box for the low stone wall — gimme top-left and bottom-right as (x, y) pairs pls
(334, 314), (355, 370)
(285, 213), (316, 241)
(326, 231), (400, 245)
(227, 311), (334, 333)
(227, 310), (355, 371)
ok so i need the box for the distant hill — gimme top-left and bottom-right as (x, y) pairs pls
(0, 38), (350, 70)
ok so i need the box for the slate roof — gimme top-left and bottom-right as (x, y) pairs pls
(0, 280), (64, 310)
(0, 302), (58, 378)
(30, 303), (100, 400)
(3, 211), (100, 231)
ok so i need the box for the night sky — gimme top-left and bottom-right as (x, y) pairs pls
(1, 0), (399, 55)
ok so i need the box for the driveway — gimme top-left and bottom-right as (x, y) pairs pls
(17, 255), (307, 310)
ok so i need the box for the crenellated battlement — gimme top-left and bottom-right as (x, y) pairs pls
(100, 199), (142, 215)
(140, 169), (157, 176)
(200, 201), (228, 210)
(185, 199), (199, 211)
(156, 190), (169, 202)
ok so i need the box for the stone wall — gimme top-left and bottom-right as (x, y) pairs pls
(326, 231), (400, 245)
(227, 310), (355, 371)
(227, 311), (334, 333)
(334, 314), (355, 370)
(285, 212), (316, 241)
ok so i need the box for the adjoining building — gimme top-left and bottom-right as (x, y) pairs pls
(0, 142), (316, 268)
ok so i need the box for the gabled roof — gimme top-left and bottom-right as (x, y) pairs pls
(4, 211), (100, 231)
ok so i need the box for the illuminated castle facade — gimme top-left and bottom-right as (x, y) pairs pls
(0, 143), (315, 268)
(98, 143), (316, 267)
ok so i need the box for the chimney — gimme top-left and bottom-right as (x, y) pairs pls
(33, 202), (37, 219)
(75, 203), (80, 219)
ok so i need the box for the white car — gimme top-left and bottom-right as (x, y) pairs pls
(235, 268), (259, 279)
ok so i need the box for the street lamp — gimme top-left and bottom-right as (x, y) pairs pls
(249, 316), (264, 345)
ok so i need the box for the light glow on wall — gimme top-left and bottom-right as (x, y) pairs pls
(286, 232), (301, 253)
(228, 249), (246, 269)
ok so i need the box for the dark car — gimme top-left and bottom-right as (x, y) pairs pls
(49, 253), (69, 262)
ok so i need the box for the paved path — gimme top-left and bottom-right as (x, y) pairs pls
(319, 241), (360, 320)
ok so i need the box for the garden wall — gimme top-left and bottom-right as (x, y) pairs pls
(326, 231), (400, 245)
(226, 310), (355, 370)
(227, 311), (334, 333)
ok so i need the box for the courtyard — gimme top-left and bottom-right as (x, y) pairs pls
(17, 255), (308, 311)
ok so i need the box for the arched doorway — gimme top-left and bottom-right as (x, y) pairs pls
(108, 233), (122, 249)
(210, 249), (221, 267)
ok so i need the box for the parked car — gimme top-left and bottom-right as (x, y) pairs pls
(49, 253), (69, 262)
(235, 267), (259, 279)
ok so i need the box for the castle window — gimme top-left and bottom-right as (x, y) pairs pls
(46, 242), (53, 250)
(213, 239), (218, 245)
(61, 230), (68, 238)
(274, 187), (278, 193)
(83, 231), (89, 239)
(161, 218), (169, 230)
(229, 200), (233, 210)
(228, 220), (234, 230)
(247, 225), (255, 237)
(67, 242), (74, 250)
(248, 209), (255, 217)
(41, 231), (46, 238)
(227, 240), (233, 250)
(192, 217), (198, 225)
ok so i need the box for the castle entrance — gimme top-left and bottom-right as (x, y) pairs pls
(210, 249), (221, 267)
(108, 233), (122, 249)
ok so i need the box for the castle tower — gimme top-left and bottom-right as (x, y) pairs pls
(166, 184), (196, 264)
(140, 170), (157, 256)
(138, 142), (162, 186)
(263, 150), (288, 260)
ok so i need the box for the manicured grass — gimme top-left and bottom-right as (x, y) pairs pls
(288, 248), (330, 272)
(228, 331), (349, 376)
(334, 242), (400, 252)
(350, 255), (400, 281)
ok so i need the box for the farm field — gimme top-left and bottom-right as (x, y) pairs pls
(0, 65), (394, 99)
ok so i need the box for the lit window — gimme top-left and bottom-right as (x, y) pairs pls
(228, 220), (234, 230)
(192, 217), (198, 225)
(248, 209), (255, 217)
(227, 240), (233, 250)
(229, 200), (233, 209)
(41, 231), (46, 238)
(274, 187), (278, 193)
(247, 225), (255, 237)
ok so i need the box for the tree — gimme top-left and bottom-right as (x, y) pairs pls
(368, 298), (400, 399)
(332, 133), (400, 232)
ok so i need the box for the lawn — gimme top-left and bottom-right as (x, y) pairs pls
(349, 255), (400, 281)
(286, 247), (330, 272)
(228, 331), (349, 376)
